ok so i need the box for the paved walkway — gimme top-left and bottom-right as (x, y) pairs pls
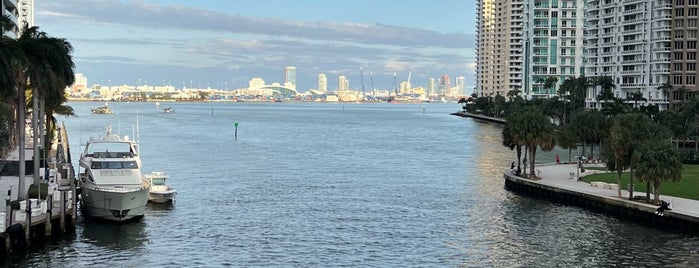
(523, 163), (699, 218)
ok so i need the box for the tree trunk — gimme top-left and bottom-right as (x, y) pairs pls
(32, 90), (40, 185)
(616, 169), (622, 197)
(18, 83), (27, 199)
(645, 181), (651, 203)
(529, 146), (537, 178)
(568, 147), (572, 163)
(628, 164), (635, 200)
(653, 181), (661, 205)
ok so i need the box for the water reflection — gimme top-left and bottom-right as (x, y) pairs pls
(79, 217), (148, 250)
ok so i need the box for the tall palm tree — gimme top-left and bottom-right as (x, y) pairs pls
(604, 113), (654, 198)
(543, 76), (558, 96)
(16, 26), (75, 185)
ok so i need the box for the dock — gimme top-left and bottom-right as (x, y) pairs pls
(504, 163), (699, 234)
(0, 123), (77, 255)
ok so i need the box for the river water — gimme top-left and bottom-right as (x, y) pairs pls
(6, 102), (699, 267)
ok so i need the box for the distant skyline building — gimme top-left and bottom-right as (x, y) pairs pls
(428, 77), (436, 96)
(249, 77), (265, 89)
(318, 73), (327, 92)
(456, 76), (466, 96)
(284, 66), (296, 90)
(440, 75), (450, 95)
(338, 75), (349, 91)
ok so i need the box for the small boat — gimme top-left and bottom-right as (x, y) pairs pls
(163, 107), (175, 113)
(145, 172), (177, 204)
(78, 125), (150, 222)
(91, 103), (113, 114)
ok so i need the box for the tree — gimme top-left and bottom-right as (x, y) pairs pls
(543, 76), (558, 96)
(604, 113), (654, 198)
(506, 107), (555, 178)
(502, 114), (524, 171)
(626, 91), (647, 109)
(635, 140), (683, 204)
(16, 26), (75, 185)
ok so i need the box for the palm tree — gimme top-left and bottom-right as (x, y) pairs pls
(16, 26), (75, 185)
(604, 113), (654, 198)
(635, 140), (683, 204)
(626, 91), (647, 109)
(595, 76), (616, 110)
(506, 107), (555, 178)
(543, 76), (558, 96)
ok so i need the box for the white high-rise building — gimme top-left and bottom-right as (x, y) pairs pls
(456, 76), (466, 96)
(584, 0), (672, 110)
(428, 77), (436, 97)
(318, 73), (327, 92)
(284, 66), (296, 90)
(2, 0), (19, 38)
(338, 76), (349, 91)
(248, 77), (265, 90)
(477, 0), (586, 99)
(18, 0), (33, 29)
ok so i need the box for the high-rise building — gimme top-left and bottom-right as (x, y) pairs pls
(476, 0), (524, 98)
(2, 0), (34, 38)
(2, 0), (20, 38)
(440, 75), (450, 96)
(668, 0), (697, 108)
(584, 0), (671, 110)
(284, 66), (296, 90)
(318, 73), (327, 92)
(456, 76), (466, 96)
(338, 75), (349, 91)
(248, 77), (265, 89)
(477, 0), (586, 99)
(428, 77), (436, 96)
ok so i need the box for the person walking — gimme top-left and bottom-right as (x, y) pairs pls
(555, 154), (560, 164)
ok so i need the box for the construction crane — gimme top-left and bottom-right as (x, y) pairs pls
(369, 71), (375, 99)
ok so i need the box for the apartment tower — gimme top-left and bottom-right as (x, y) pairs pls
(584, 0), (672, 110)
(670, 0), (699, 107)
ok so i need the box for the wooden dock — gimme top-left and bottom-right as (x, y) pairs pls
(0, 123), (77, 255)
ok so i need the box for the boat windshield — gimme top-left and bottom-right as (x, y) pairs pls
(91, 161), (138, 169)
(151, 178), (166, 185)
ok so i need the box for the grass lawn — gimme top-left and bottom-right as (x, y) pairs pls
(581, 164), (699, 201)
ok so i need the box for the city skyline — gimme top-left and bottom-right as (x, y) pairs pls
(35, 0), (476, 92)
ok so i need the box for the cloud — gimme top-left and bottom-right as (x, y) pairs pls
(36, 0), (476, 92)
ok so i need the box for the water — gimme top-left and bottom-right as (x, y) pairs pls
(7, 102), (699, 267)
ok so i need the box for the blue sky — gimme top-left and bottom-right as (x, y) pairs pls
(36, 0), (476, 92)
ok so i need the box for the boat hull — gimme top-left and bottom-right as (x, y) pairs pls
(148, 190), (176, 204)
(80, 186), (149, 222)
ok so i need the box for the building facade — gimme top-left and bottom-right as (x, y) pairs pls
(318, 73), (327, 92)
(2, 0), (19, 37)
(584, 0), (672, 110)
(284, 66), (296, 90)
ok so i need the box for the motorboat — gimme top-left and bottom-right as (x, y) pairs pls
(78, 125), (150, 222)
(145, 172), (177, 204)
(163, 107), (175, 113)
(91, 103), (113, 114)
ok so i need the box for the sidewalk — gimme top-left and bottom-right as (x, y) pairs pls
(526, 163), (699, 218)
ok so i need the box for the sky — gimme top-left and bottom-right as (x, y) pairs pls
(36, 0), (476, 93)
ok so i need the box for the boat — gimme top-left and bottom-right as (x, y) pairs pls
(91, 103), (113, 114)
(163, 107), (175, 113)
(78, 125), (150, 222)
(145, 172), (177, 204)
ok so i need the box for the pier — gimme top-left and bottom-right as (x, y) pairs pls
(504, 163), (699, 234)
(0, 123), (77, 255)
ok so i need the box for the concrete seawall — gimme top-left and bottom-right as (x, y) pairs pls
(450, 111), (506, 124)
(504, 165), (699, 234)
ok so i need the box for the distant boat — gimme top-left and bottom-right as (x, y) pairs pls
(145, 172), (177, 204)
(163, 107), (175, 113)
(90, 103), (113, 114)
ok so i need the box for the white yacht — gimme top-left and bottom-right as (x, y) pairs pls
(145, 171), (177, 204)
(78, 125), (150, 222)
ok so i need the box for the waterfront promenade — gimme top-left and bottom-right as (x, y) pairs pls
(507, 163), (699, 232)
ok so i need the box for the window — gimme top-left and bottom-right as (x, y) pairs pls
(688, 62), (696, 71)
(690, 8), (698, 16)
(689, 41), (697, 49)
(676, 30), (685, 38)
(689, 52), (697, 60)
(677, 9), (686, 16)
(675, 52), (685, 60)
(675, 41), (685, 49)
(675, 63), (684, 71)
(674, 75), (683, 84)
(687, 75), (696, 85)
